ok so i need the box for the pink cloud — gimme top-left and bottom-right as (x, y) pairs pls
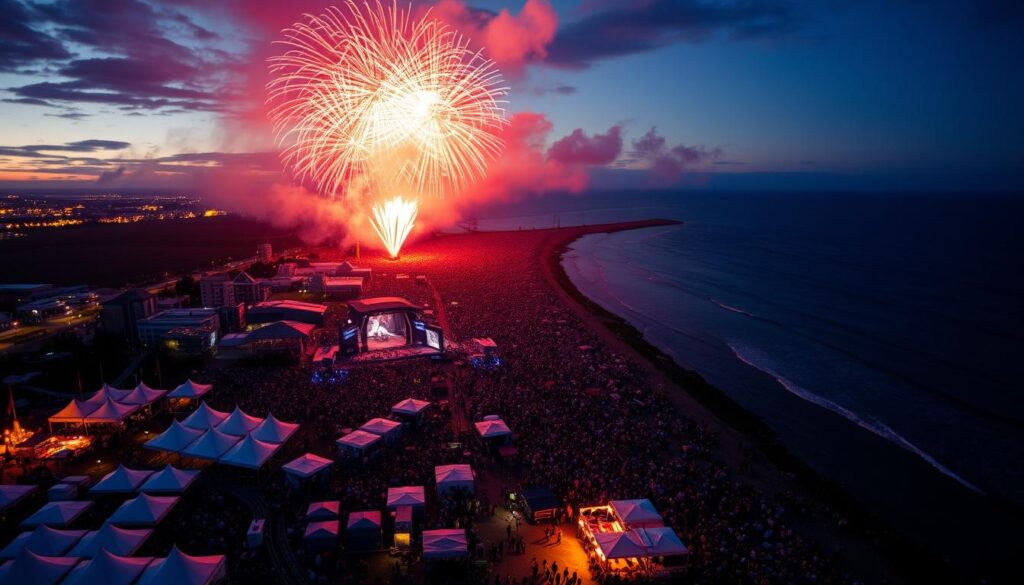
(547, 125), (623, 165)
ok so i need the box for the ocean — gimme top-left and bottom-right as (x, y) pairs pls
(468, 190), (1024, 576)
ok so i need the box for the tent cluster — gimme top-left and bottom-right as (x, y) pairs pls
(143, 402), (298, 469)
(578, 499), (688, 568)
(48, 384), (168, 430)
(336, 399), (429, 458)
(0, 545), (226, 585)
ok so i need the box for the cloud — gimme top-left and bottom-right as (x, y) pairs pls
(547, 126), (623, 165)
(97, 166), (126, 184)
(0, 140), (131, 158)
(632, 127), (722, 183)
(546, 0), (804, 69)
(0, 0), (72, 72)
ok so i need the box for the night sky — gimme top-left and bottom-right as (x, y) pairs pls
(1, 0), (1022, 192)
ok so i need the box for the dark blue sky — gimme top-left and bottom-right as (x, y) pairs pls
(1, 0), (1021, 191)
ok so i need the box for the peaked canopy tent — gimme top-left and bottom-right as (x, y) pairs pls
(215, 406), (264, 437)
(336, 430), (382, 457)
(20, 500), (93, 529)
(136, 546), (226, 585)
(219, 434), (280, 470)
(358, 418), (402, 442)
(143, 420), (203, 454)
(0, 525), (87, 559)
(84, 397), (140, 424)
(90, 465), (154, 494)
(83, 384), (131, 406)
(48, 399), (98, 431)
(306, 501), (340, 521)
(67, 523), (152, 558)
(180, 401), (229, 431)
(391, 398), (431, 419)
(610, 499), (664, 529)
(250, 413), (299, 444)
(303, 520), (339, 551)
(474, 418), (512, 439)
(633, 527), (688, 556)
(139, 465), (200, 494)
(167, 380), (212, 400)
(386, 486), (426, 510)
(0, 484), (38, 511)
(0, 548), (81, 585)
(422, 529), (468, 559)
(181, 428), (240, 461)
(107, 494), (179, 527)
(62, 548), (154, 585)
(282, 453), (332, 481)
(346, 511), (382, 550)
(594, 531), (648, 560)
(118, 383), (167, 407)
(435, 464), (474, 496)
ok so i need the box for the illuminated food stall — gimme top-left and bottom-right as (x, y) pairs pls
(577, 499), (688, 575)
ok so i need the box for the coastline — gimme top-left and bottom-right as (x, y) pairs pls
(536, 220), (954, 584)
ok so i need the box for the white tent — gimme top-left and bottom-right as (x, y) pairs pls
(84, 384), (131, 406)
(474, 418), (512, 439)
(218, 434), (280, 470)
(143, 420), (203, 454)
(48, 399), (98, 425)
(21, 501), (93, 528)
(0, 525), (86, 559)
(303, 520), (339, 550)
(0, 548), (80, 584)
(181, 428), (240, 460)
(386, 486), (425, 510)
(118, 383), (167, 406)
(0, 484), (38, 511)
(139, 465), (200, 494)
(305, 501), (340, 520)
(136, 546), (226, 585)
(359, 418), (402, 442)
(634, 527), (688, 556)
(67, 523), (152, 558)
(214, 406), (264, 436)
(594, 530), (648, 560)
(62, 548), (154, 585)
(610, 499), (664, 529)
(84, 397), (139, 424)
(435, 464), (475, 496)
(250, 413), (299, 444)
(391, 398), (431, 417)
(336, 430), (382, 454)
(167, 380), (212, 400)
(281, 453), (332, 479)
(90, 465), (154, 494)
(108, 494), (179, 527)
(346, 511), (382, 550)
(180, 401), (229, 431)
(422, 529), (468, 559)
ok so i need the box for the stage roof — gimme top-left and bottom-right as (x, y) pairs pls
(347, 297), (418, 314)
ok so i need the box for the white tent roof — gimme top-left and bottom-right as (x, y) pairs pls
(136, 546), (226, 585)
(305, 501), (340, 520)
(144, 420), (204, 453)
(634, 527), (688, 556)
(422, 529), (468, 559)
(180, 401), (229, 431)
(181, 428), (240, 460)
(0, 548), (80, 585)
(21, 501), (93, 528)
(594, 531), (647, 560)
(391, 398), (431, 416)
(67, 523), (152, 558)
(108, 494), (179, 527)
(219, 434), (280, 470)
(118, 383), (166, 406)
(63, 548), (153, 585)
(474, 418), (512, 438)
(84, 384), (131, 406)
(336, 430), (382, 450)
(609, 499), (663, 528)
(347, 511), (382, 530)
(84, 397), (139, 423)
(386, 486), (425, 509)
(90, 465), (154, 494)
(281, 453), (332, 479)
(435, 464), (473, 485)
(214, 406), (264, 436)
(303, 520), (339, 541)
(0, 484), (38, 511)
(139, 465), (200, 494)
(359, 417), (401, 437)
(48, 399), (98, 423)
(250, 413), (299, 444)
(167, 380), (212, 399)
(0, 525), (86, 559)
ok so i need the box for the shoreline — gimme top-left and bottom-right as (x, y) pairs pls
(535, 219), (955, 584)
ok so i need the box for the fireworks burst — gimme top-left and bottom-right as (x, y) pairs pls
(267, 0), (509, 202)
(371, 195), (418, 258)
